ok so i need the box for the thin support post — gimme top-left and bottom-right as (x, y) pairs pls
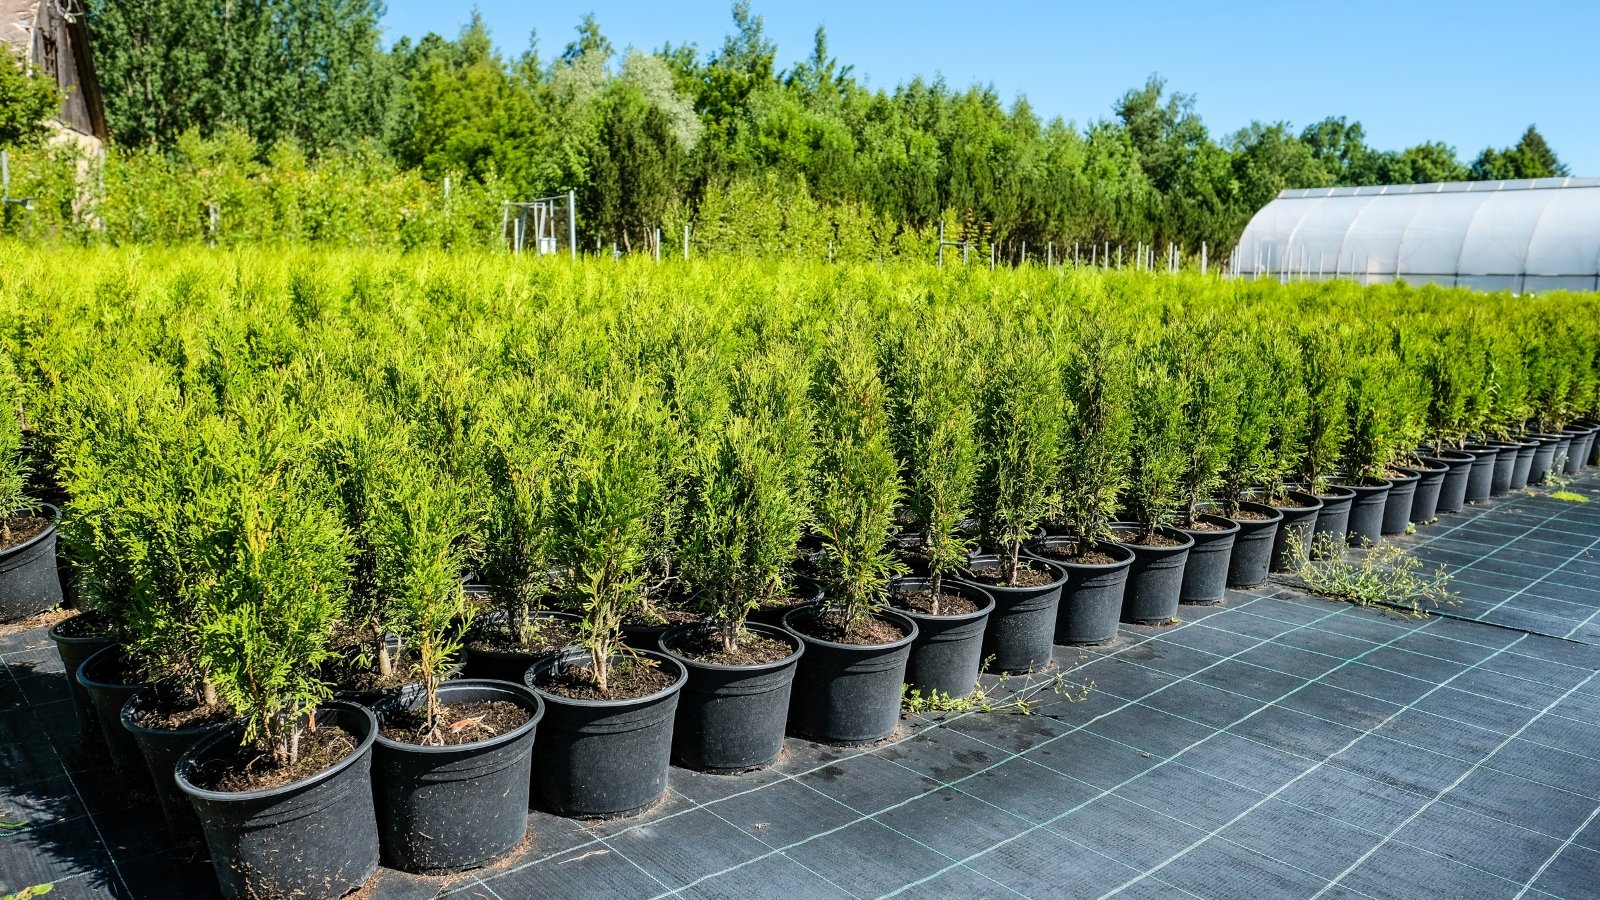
(1201, 242), (1207, 275)
(567, 190), (577, 260)
(655, 227), (662, 262)
(684, 224), (690, 260)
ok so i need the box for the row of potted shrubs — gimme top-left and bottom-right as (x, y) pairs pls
(2, 250), (1599, 899)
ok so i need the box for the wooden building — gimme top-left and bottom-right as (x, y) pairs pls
(2, 0), (108, 150)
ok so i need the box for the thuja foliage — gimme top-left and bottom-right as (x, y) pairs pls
(0, 360), (27, 530)
(2, 247), (1599, 767)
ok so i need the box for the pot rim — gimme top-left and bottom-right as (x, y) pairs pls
(780, 605), (920, 653)
(1174, 514), (1242, 537)
(48, 611), (115, 645)
(371, 678), (545, 755)
(524, 647), (688, 709)
(961, 553), (1070, 592)
(175, 700), (377, 802)
(1024, 535), (1136, 569)
(1428, 448), (1476, 462)
(1386, 467), (1422, 484)
(1108, 523), (1197, 552)
(1228, 501), (1286, 526)
(120, 685), (232, 738)
(0, 502), (59, 559)
(1262, 489), (1324, 513)
(658, 621), (805, 673)
(1291, 482), (1356, 500)
(885, 576), (996, 623)
(1414, 456), (1453, 473)
(76, 644), (147, 691)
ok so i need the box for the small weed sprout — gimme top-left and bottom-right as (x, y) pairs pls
(902, 656), (1093, 715)
(1550, 490), (1588, 503)
(1291, 532), (1456, 616)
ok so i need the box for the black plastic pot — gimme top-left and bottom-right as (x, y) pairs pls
(888, 578), (993, 701)
(0, 503), (63, 623)
(1409, 458), (1450, 524)
(372, 679), (544, 873)
(462, 610), (581, 682)
(1174, 516), (1239, 605)
(1527, 434), (1561, 485)
(1111, 525), (1195, 624)
(1381, 468), (1421, 535)
(1345, 479), (1393, 546)
(1463, 444), (1499, 502)
(1269, 491), (1323, 573)
(77, 646), (154, 791)
(1487, 441), (1519, 496)
(120, 687), (228, 845)
(1508, 439), (1537, 491)
(1225, 503), (1285, 588)
(1025, 537), (1133, 645)
(958, 554), (1066, 674)
(748, 577), (824, 629)
(525, 648), (686, 816)
(1563, 428), (1592, 476)
(1433, 449), (1475, 512)
(658, 623), (803, 773)
(176, 701), (380, 900)
(49, 616), (117, 748)
(782, 605), (917, 744)
(1552, 434), (1575, 479)
(1305, 485), (1356, 560)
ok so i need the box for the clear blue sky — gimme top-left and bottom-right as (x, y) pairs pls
(380, 1), (1599, 176)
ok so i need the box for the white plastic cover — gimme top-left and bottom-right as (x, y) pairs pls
(1231, 178), (1600, 292)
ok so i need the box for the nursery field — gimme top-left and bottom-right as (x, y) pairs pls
(1, 246), (1600, 900)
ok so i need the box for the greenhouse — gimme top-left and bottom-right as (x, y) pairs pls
(1232, 177), (1600, 292)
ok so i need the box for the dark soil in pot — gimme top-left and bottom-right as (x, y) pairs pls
(957, 554), (1066, 674)
(1222, 502), (1284, 588)
(782, 605), (917, 744)
(1432, 449), (1475, 512)
(659, 623), (803, 773)
(1463, 444), (1498, 503)
(524, 648), (686, 817)
(1344, 478), (1393, 546)
(889, 578), (994, 701)
(1303, 485), (1356, 560)
(1174, 515), (1240, 605)
(49, 611), (117, 749)
(1409, 458), (1449, 524)
(372, 679), (543, 873)
(1267, 490), (1323, 574)
(120, 685), (231, 845)
(1381, 468), (1422, 535)
(622, 603), (700, 652)
(0, 503), (64, 624)
(463, 609), (581, 682)
(176, 701), (380, 900)
(1508, 440), (1537, 490)
(325, 636), (464, 711)
(748, 576), (824, 628)
(1487, 441), (1519, 496)
(77, 645), (155, 792)
(1110, 525), (1195, 625)
(1527, 435), (1561, 486)
(1025, 537), (1132, 645)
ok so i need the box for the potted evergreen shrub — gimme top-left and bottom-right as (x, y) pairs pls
(522, 380), (687, 817)
(1171, 330), (1242, 605)
(1342, 354), (1403, 545)
(1255, 336), (1322, 574)
(1295, 331), (1357, 557)
(0, 367), (62, 623)
(1413, 328), (1478, 512)
(1216, 340), (1284, 589)
(174, 439), (380, 900)
(964, 325), (1066, 672)
(784, 325), (918, 743)
(660, 348), (811, 772)
(884, 317), (994, 701)
(1112, 341), (1195, 624)
(1028, 322), (1134, 645)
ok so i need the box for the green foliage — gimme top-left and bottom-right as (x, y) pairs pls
(0, 44), (62, 150)
(1056, 320), (1133, 545)
(1124, 340), (1189, 540)
(1, 883), (52, 900)
(1173, 326), (1238, 526)
(979, 323), (1064, 581)
(1292, 533), (1456, 617)
(810, 322), (899, 635)
(1344, 352), (1417, 480)
(0, 359), (27, 524)
(1219, 332), (1276, 513)
(1297, 330), (1349, 490)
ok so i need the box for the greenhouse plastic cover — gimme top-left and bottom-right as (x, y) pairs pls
(1231, 177), (1600, 292)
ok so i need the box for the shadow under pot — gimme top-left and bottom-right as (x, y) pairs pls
(175, 701), (381, 900)
(1525, 434), (1562, 486)
(1507, 439), (1537, 491)
(747, 576), (824, 629)
(1302, 484), (1356, 560)
(1267, 490), (1323, 574)
(524, 648), (686, 817)
(657, 622), (803, 774)
(0, 502), (64, 624)
(119, 686), (230, 846)
(1110, 524), (1195, 625)
(1381, 468), (1422, 535)
(888, 577), (994, 701)
(1486, 441), (1520, 496)
(461, 609), (582, 682)
(782, 605), (917, 744)
(1223, 502), (1285, 589)
(371, 679), (544, 873)
(77, 645), (155, 793)
(1343, 479), (1392, 547)
(49, 612), (117, 750)
(1462, 444), (1499, 503)
(1430, 449), (1476, 513)
(956, 554), (1066, 674)
(1174, 515), (1241, 605)
(1024, 536), (1132, 646)
(1408, 458), (1451, 524)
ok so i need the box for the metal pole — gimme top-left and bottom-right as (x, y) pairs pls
(938, 222), (944, 268)
(684, 224), (690, 260)
(655, 228), (662, 262)
(1104, 241), (1110, 269)
(568, 190), (577, 260)
(990, 244), (995, 270)
(964, 240), (969, 266)
(1136, 241), (1143, 271)
(1117, 245), (1122, 270)
(500, 203), (509, 252)
(1021, 241), (1026, 267)
(1201, 242), (1207, 275)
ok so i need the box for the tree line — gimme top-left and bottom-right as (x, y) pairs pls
(8, 2), (1577, 255)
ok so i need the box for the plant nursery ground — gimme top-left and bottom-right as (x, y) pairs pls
(3, 476), (1598, 900)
